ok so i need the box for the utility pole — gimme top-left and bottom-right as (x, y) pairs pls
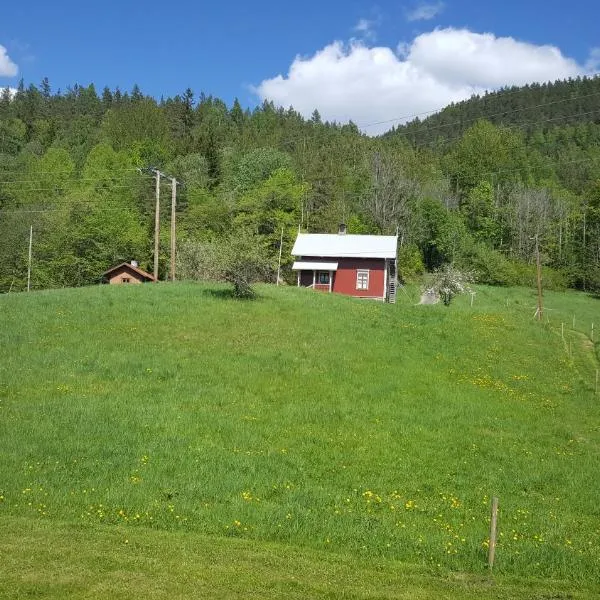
(534, 234), (543, 322)
(170, 177), (177, 282)
(27, 225), (33, 292)
(153, 169), (161, 281)
(276, 227), (284, 285)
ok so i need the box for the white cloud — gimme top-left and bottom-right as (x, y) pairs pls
(353, 17), (378, 41)
(406, 2), (445, 22)
(409, 28), (584, 88)
(0, 45), (18, 77)
(586, 47), (600, 71)
(354, 18), (372, 33)
(255, 28), (597, 135)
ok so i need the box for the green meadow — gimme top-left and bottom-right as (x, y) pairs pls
(0, 282), (599, 598)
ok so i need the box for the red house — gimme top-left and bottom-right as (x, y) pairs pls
(291, 225), (398, 302)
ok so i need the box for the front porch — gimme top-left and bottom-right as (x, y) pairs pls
(293, 261), (338, 293)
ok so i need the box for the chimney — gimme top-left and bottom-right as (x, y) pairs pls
(338, 223), (347, 235)
(131, 260), (139, 268)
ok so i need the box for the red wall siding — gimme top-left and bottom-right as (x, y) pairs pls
(332, 258), (385, 298)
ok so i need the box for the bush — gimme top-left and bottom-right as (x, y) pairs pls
(176, 239), (223, 282)
(508, 261), (570, 291)
(398, 244), (425, 281)
(176, 232), (271, 298)
(220, 231), (272, 298)
(458, 243), (517, 286)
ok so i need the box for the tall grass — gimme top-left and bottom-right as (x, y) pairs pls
(0, 282), (599, 584)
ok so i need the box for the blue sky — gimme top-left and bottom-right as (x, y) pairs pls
(1, 1), (598, 132)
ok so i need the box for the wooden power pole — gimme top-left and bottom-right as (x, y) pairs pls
(153, 170), (161, 281)
(170, 177), (177, 282)
(27, 225), (33, 292)
(534, 234), (543, 322)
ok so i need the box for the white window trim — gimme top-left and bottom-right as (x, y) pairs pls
(356, 269), (370, 290)
(318, 271), (330, 285)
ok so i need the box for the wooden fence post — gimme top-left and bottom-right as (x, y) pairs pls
(488, 497), (499, 571)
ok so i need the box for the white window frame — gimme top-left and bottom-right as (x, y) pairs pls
(356, 269), (370, 290)
(318, 271), (330, 285)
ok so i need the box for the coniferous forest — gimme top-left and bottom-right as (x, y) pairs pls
(1, 75), (600, 293)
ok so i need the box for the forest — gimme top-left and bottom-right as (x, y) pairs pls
(0, 75), (599, 293)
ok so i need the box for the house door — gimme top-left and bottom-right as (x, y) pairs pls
(299, 271), (314, 287)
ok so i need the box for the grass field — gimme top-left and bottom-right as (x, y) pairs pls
(1, 282), (599, 598)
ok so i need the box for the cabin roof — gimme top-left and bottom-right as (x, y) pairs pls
(103, 262), (156, 281)
(292, 233), (398, 259)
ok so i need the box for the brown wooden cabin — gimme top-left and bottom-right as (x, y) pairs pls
(103, 261), (156, 284)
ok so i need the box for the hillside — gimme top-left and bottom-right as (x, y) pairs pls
(390, 75), (600, 147)
(1, 283), (599, 597)
(1, 77), (600, 297)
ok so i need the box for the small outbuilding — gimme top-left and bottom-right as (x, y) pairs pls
(103, 261), (156, 285)
(291, 225), (398, 302)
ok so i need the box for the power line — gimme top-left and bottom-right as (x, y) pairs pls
(3, 152), (598, 214)
(0, 206), (147, 215)
(0, 175), (153, 185)
(0, 184), (151, 193)
(358, 83), (600, 129)
(358, 88), (600, 131)
(386, 109), (600, 148)
(0, 167), (143, 176)
(3, 147), (598, 213)
(275, 93), (600, 154)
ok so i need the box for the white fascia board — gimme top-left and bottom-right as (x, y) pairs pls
(292, 261), (339, 271)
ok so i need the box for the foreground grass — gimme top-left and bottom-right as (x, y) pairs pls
(2, 515), (596, 599)
(0, 282), (599, 595)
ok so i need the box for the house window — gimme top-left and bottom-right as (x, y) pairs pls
(356, 270), (369, 290)
(122, 277), (131, 283)
(318, 271), (330, 285)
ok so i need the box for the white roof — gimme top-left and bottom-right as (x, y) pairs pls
(292, 233), (397, 259)
(292, 261), (338, 271)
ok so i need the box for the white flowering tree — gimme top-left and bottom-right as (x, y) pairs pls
(428, 264), (473, 306)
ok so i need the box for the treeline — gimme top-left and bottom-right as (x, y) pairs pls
(0, 76), (599, 293)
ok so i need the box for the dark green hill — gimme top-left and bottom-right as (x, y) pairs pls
(388, 75), (600, 148)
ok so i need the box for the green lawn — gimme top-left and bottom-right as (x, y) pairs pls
(0, 282), (599, 597)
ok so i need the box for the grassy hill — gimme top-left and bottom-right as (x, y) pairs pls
(0, 282), (599, 598)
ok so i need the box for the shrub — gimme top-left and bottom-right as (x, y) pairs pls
(458, 243), (517, 286)
(508, 261), (570, 291)
(177, 231), (272, 298)
(220, 231), (271, 298)
(176, 239), (223, 282)
(398, 244), (425, 281)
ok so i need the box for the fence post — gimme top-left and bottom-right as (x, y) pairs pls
(488, 497), (499, 571)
